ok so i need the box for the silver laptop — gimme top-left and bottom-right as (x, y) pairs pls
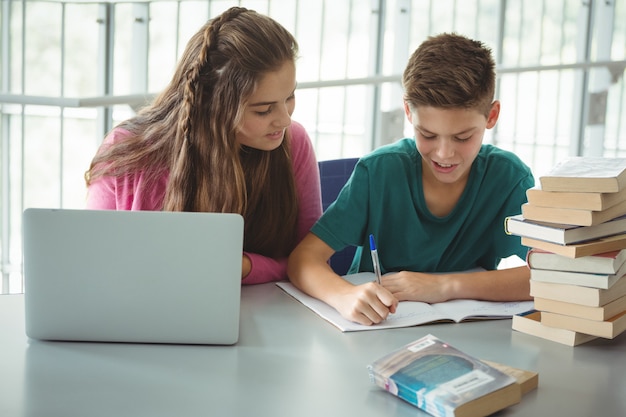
(22, 208), (243, 345)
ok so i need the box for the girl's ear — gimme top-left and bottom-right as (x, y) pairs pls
(486, 100), (500, 129)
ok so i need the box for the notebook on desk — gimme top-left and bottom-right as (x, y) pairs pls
(22, 208), (244, 345)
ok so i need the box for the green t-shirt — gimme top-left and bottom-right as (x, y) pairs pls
(311, 139), (535, 274)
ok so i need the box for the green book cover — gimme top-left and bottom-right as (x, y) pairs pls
(367, 334), (520, 417)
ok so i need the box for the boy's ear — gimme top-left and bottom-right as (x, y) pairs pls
(486, 100), (500, 129)
(403, 101), (413, 123)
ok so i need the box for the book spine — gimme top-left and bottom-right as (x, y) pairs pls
(533, 297), (608, 321)
(541, 310), (626, 339)
(512, 311), (597, 346)
(527, 254), (618, 274)
(529, 268), (614, 289)
(529, 280), (601, 306)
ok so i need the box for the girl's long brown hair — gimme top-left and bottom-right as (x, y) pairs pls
(85, 7), (299, 258)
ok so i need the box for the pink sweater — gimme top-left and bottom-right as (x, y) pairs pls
(86, 121), (322, 284)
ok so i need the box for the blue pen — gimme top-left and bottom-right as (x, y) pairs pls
(369, 234), (382, 285)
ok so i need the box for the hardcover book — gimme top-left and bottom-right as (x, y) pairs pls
(521, 200), (626, 227)
(539, 157), (626, 193)
(529, 275), (626, 307)
(534, 295), (626, 321)
(541, 310), (626, 339)
(511, 311), (597, 346)
(367, 334), (521, 417)
(526, 186), (626, 211)
(527, 248), (626, 274)
(505, 214), (626, 245)
(529, 264), (626, 289)
(521, 234), (626, 258)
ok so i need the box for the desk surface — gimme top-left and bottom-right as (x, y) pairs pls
(1, 284), (625, 417)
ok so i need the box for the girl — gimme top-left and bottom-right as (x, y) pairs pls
(85, 7), (322, 284)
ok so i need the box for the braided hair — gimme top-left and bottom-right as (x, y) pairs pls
(85, 7), (300, 258)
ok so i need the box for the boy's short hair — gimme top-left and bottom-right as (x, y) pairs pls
(402, 33), (496, 117)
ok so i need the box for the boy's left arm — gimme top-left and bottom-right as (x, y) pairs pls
(381, 266), (531, 303)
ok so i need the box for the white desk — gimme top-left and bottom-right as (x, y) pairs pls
(1, 284), (625, 417)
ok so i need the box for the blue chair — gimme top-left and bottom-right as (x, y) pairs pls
(318, 157), (359, 275)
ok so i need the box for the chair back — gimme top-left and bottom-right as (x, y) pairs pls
(318, 158), (359, 275)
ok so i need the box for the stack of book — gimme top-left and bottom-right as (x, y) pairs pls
(505, 156), (626, 346)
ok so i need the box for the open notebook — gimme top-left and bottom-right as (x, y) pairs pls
(23, 208), (243, 345)
(277, 272), (534, 332)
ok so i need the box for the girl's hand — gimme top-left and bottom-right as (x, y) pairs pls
(241, 254), (252, 278)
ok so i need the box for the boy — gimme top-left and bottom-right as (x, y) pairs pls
(287, 33), (535, 326)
